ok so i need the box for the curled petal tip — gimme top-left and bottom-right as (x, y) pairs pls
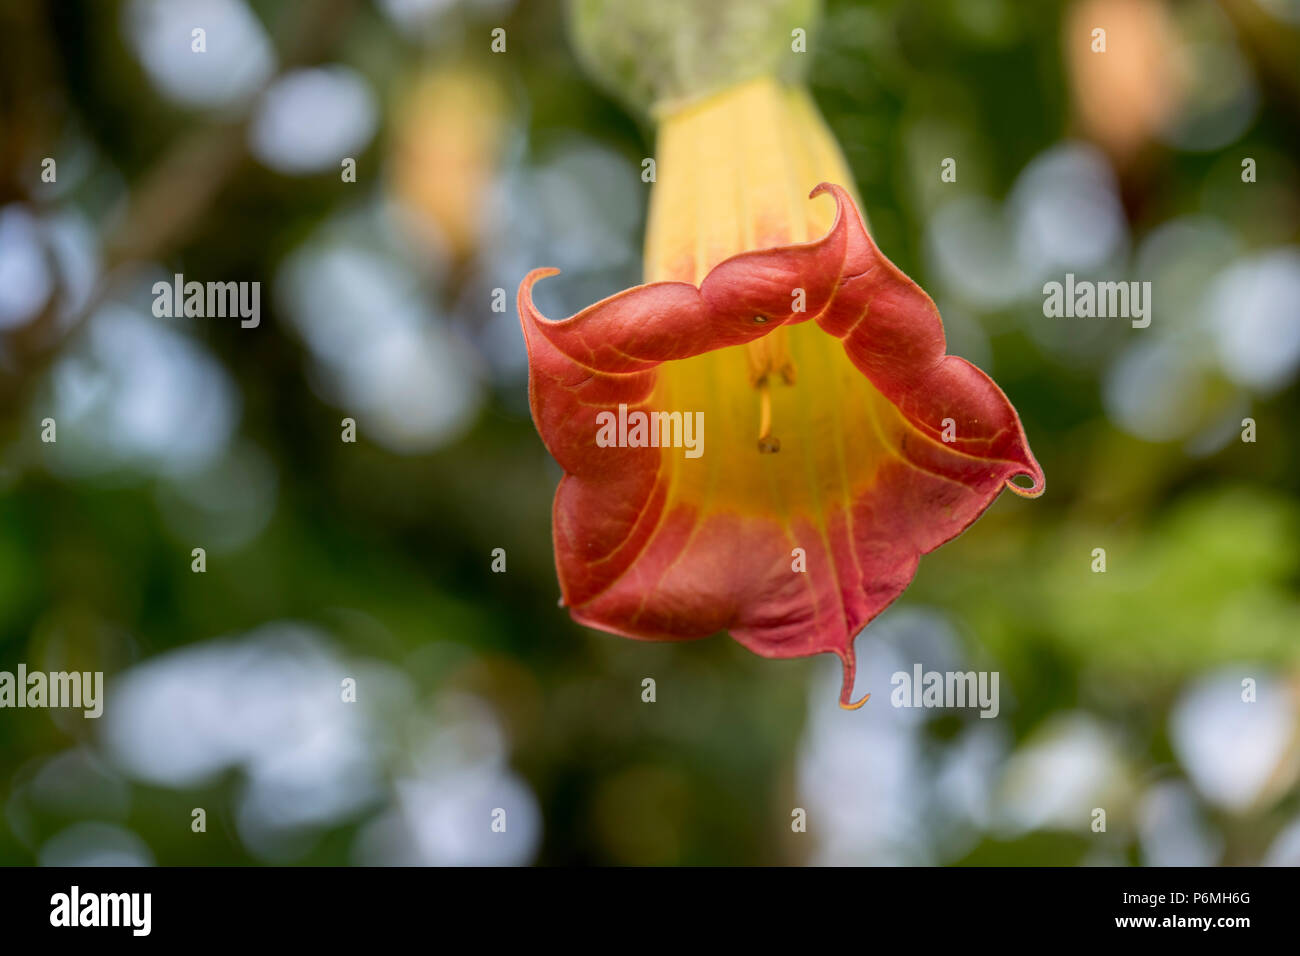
(518, 268), (564, 327)
(837, 651), (869, 709)
(1005, 466), (1046, 499)
(521, 266), (562, 292)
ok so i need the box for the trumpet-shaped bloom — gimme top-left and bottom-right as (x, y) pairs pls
(519, 79), (1043, 706)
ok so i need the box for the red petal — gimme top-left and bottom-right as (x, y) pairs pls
(519, 184), (1043, 706)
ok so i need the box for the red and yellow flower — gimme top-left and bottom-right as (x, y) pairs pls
(519, 76), (1043, 706)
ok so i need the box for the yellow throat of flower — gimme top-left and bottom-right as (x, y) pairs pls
(644, 76), (865, 461)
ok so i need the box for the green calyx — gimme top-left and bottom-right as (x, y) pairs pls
(566, 0), (821, 117)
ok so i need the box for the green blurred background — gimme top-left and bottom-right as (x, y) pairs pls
(1, 0), (1298, 865)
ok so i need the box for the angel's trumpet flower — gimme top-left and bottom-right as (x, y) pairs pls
(520, 73), (1042, 707)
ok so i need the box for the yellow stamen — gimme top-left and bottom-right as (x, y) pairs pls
(756, 377), (780, 454)
(746, 326), (796, 385)
(750, 326), (795, 453)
